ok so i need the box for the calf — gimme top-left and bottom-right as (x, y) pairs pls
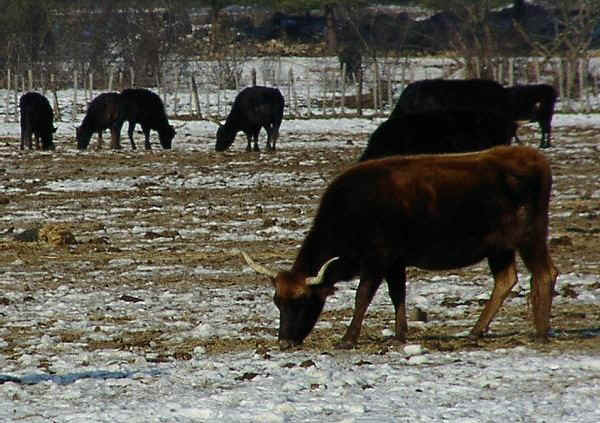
(358, 110), (516, 161)
(215, 86), (284, 152)
(240, 146), (558, 349)
(117, 88), (175, 150)
(507, 84), (557, 148)
(76, 92), (122, 150)
(19, 92), (56, 151)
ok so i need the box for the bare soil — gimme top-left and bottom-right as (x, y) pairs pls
(0, 122), (599, 361)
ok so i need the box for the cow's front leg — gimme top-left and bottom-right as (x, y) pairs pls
(471, 251), (518, 338)
(245, 134), (253, 152)
(143, 127), (152, 150)
(337, 270), (383, 349)
(386, 264), (408, 343)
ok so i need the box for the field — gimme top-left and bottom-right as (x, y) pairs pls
(0, 115), (599, 422)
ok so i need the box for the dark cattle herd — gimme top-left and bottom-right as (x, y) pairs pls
(17, 77), (561, 349)
(507, 83), (558, 148)
(358, 109), (516, 161)
(214, 86), (284, 152)
(76, 88), (175, 151)
(76, 92), (122, 150)
(19, 92), (57, 151)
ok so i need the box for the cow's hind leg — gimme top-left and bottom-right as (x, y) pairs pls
(338, 266), (383, 349)
(385, 263), (408, 343)
(266, 124), (280, 151)
(252, 129), (260, 152)
(471, 251), (518, 338)
(245, 133), (253, 152)
(142, 126), (152, 150)
(96, 131), (104, 151)
(519, 244), (558, 341)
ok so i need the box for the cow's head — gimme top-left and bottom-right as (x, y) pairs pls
(159, 125), (176, 149)
(215, 124), (236, 152)
(75, 126), (91, 150)
(41, 126), (57, 151)
(239, 250), (338, 349)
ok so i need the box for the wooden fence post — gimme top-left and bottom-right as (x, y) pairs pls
(13, 75), (18, 120)
(129, 67), (135, 88)
(287, 68), (292, 116)
(251, 68), (257, 86)
(28, 70), (33, 91)
(88, 73), (93, 102)
(72, 70), (78, 121)
(51, 74), (61, 121)
(191, 75), (201, 117)
(108, 69), (114, 92)
(357, 67), (363, 117)
(508, 58), (514, 86)
(340, 63), (346, 116)
(5, 69), (10, 122)
(173, 70), (181, 116)
(387, 66), (393, 111)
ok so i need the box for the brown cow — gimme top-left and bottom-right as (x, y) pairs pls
(240, 146), (558, 349)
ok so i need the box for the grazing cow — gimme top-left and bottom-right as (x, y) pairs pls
(117, 88), (175, 150)
(240, 146), (558, 349)
(390, 78), (511, 120)
(215, 86), (284, 152)
(19, 92), (56, 151)
(507, 84), (557, 148)
(76, 92), (122, 150)
(358, 110), (516, 161)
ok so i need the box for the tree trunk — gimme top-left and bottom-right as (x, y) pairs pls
(324, 5), (337, 54)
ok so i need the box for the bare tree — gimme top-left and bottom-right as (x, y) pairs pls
(515, 1), (600, 98)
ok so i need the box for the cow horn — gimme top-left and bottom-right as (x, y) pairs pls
(306, 257), (339, 286)
(236, 249), (277, 278)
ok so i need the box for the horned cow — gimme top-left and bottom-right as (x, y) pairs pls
(241, 146), (558, 350)
(19, 92), (56, 151)
(215, 86), (284, 152)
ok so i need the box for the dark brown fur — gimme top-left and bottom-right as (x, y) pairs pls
(263, 146), (558, 349)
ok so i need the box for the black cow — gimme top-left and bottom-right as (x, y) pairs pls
(76, 92), (122, 150)
(507, 84), (557, 148)
(215, 86), (284, 152)
(116, 88), (175, 150)
(390, 78), (511, 120)
(19, 92), (56, 151)
(358, 110), (516, 161)
(240, 146), (558, 350)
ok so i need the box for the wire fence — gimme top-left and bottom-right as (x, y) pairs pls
(3, 56), (600, 124)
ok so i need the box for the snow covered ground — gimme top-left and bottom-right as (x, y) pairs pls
(0, 103), (599, 421)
